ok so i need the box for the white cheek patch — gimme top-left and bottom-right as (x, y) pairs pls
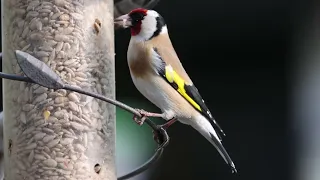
(134, 13), (158, 40)
(147, 10), (159, 17)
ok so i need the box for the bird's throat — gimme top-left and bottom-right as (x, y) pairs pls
(130, 23), (142, 36)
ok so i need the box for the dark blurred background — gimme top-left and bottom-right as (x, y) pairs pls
(115, 0), (312, 180)
(1, 0), (316, 180)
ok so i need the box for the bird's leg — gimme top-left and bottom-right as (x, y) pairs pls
(132, 109), (164, 126)
(153, 117), (177, 143)
(160, 118), (178, 129)
(132, 109), (176, 145)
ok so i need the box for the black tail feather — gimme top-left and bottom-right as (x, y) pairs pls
(212, 119), (226, 139)
(210, 133), (237, 173)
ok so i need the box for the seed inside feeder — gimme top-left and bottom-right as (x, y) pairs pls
(2, 0), (116, 179)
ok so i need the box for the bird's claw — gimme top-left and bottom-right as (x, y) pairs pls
(132, 109), (149, 125)
(153, 126), (169, 151)
(136, 109), (154, 117)
(132, 114), (146, 126)
(132, 108), (169, 151)
(132, 109), (154, 126)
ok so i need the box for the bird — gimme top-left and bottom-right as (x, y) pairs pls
(114, 8), (237, 173)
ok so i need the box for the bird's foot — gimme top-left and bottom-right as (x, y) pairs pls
(153, 130), (162, 145)
(132, 114), (146, 126)
(153, 126), (169, 151)
(152, 118), (177, 145)
(132, 109), (163, 126)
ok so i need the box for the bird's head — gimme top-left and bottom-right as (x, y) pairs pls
(114, 8), (167, 40)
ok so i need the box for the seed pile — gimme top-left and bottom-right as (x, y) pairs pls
(2, 0), (115, 179)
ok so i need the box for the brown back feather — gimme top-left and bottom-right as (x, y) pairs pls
(147, 33), (193, 84)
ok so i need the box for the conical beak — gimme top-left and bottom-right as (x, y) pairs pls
(114, 14), (132, 29)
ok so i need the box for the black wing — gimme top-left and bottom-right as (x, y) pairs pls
(184, 84), (226, 139)
(154, 48), (226, 139)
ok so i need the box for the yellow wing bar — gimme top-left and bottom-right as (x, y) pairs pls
(164, 65), (201, 111)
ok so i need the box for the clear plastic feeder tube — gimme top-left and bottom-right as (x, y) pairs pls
(1, 0), (116, 179)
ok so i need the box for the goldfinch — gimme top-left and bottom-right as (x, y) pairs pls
(115, 8), (237, 173)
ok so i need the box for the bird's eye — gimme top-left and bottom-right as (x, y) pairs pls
(130, 13), (144, 22)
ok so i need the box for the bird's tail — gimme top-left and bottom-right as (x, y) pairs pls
(191, 115), (237, 173)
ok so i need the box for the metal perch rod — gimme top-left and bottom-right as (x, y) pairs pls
(0, 51), (169, 180)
